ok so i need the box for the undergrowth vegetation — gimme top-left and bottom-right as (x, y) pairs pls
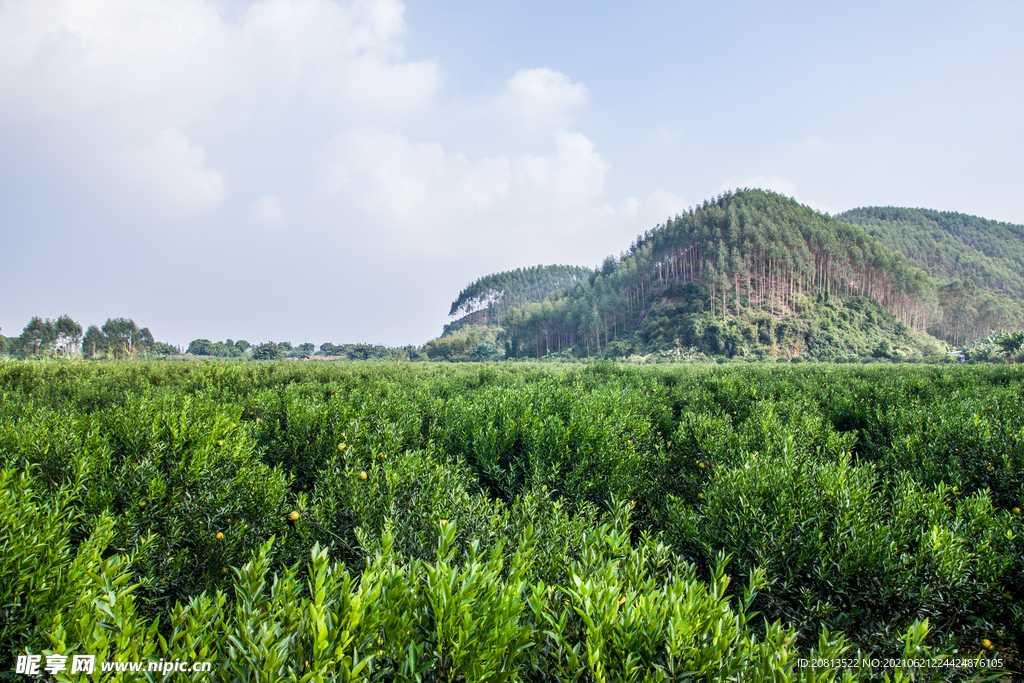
(1, 360), (1021, 681)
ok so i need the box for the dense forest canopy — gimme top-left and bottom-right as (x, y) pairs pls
(837, 206), (1024, 297)
(837, 206), (1024, 343)
(447, 264), (592, 326)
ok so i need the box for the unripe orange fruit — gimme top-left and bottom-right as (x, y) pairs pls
(216, 532), (224, 540)
(289, 511), (300, 521)
(981, 639), (993, 650)
(698, 462), (705, 469)
(1013, 507), (1021, 514)
(338, 443), (347, 452)
(359, 471), (367, 480)
(217, 440), (224, 447)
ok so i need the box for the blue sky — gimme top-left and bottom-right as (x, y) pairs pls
(2, 0), (1023, 347)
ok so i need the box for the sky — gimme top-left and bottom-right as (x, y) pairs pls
(2, 0), (1023, 347)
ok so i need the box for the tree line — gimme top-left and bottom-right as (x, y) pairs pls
(1, 316), (178, 359)
(0, 318), (424, 363)
(186, 339), (422, 361)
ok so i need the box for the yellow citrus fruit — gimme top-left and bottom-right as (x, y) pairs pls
(359, 471), (368, 480)
(289, 511), (300, 521)
(217, 440), (224, 447)
(216, 532), (224, 540)
(1013, 507), (1021, 514)
(440, 519), (448, 526)
(698, 462), (705, 469)
(338, 443), (347, 452)
(981, 638), (993, 650)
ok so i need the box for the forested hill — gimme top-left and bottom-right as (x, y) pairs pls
(836, 207), (1024, 297)
(446, 264), (591, 329)
(836, 207), (1024, 343)
(440, 189), (951, 361)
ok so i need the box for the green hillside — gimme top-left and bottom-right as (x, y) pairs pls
(837, 206), (1024, 343)
(442, 190), (946, 361)
(445, 264), (591, 331)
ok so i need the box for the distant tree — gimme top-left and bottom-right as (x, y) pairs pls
(600, 256), (617, 277)
(0, 333), (7, 356)
(235, 340), (250, 353)
(319, 343), (343, 356)
(77, 318), (157, 359)
(251, 342), (282, 360)
(297, 342), (315, 355)
(187, 339), (216, 356)
(150, 341), (179, 355)
(348, 344), (374, 360)
(83, 325), (107, 359)
(277, 341), (293, 353)
(54, 315), (83, 357)
(101, 318), (151, 359)
(19, 317), (57, 356)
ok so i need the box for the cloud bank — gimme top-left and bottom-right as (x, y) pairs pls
(0, 0), (698, 345)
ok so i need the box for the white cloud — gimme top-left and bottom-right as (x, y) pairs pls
(254, 194), (286, 224)
(0, 0), (441, 212)
(0, 0), (678, 342)
(0, 0), (438, 122)
(620, 196), (641, 217)
(235, 0), (439, 115)
(323, 127), (508, 225)
(121, 129), (225, 209)
(320, 127), (612, 253)
(497, 68), (588, 128)
(514, 131), (609, 209)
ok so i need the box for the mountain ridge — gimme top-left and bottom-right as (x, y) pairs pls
(437, 190), (1024, 360)
(836, 206), (1024, 344)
